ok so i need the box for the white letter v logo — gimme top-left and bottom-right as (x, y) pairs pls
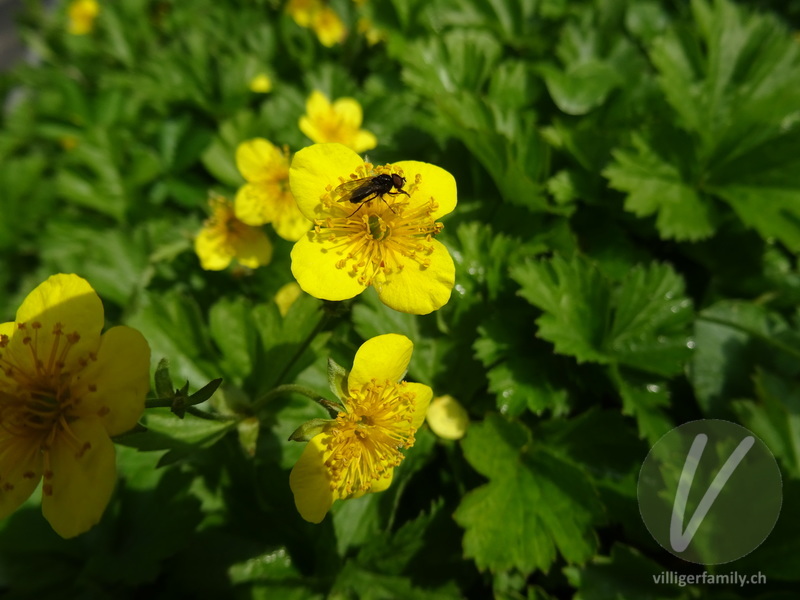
(670, 433), (755, 552)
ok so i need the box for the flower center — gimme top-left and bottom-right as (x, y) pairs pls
(314, 164), (444, 286)
(324, 379), (417, 497)
(0, 321), (97, 487)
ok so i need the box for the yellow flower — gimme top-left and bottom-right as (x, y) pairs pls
(67, 0), (100, 35)
(234, 139), (310, 242)
(0, 274), (150, 538)
(249, 73), (273, 94)
(426, 395), (468, 440)
(311, 6), (347, 47)
(289, 143), (457, 314)
(274, 282), (303, 316)
(290, 334), (431, 523)
(357, 17), (386, 46)
(195, 195), (273, 271)
(286, 0), (347, 47)
(286, 0), (319, 27)
(299, 91), (377, 153)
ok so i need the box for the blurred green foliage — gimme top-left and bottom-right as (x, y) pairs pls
(2, 0), (800, 597)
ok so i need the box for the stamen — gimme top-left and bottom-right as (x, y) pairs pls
(323, 379), (417, 498)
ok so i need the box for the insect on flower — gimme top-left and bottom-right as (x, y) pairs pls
(335, 172), (410, 217)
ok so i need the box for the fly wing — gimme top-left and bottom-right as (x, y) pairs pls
(333, 177), (376, 203)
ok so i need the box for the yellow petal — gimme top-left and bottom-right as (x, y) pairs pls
(290, 434), (336, 523)
(231, 226), (273, 269)
(234, 183), (281, 226)
(272, 196), (311, 242)
(194, 226), (233, 271)
(350, 130), (378, 154)
(305, 90), (331, 120)
(403, 382), (433, 430)
(367, 467), (394, 494)
(68, 0), (99, 35)
(0, 434), (44, 520)
(41, 417), (116, 538)
(289, 143), (364, 220)
(299, 116), (325, 145)
(331, 98), (364, 130)
(392, 161), (457, 220)
(312, 7), (347, 47)
(426, 395), (469, 440)
(290, 233), (366, 300)
(374, 239), (455, 314)
(286, 0), (319, 27)
(275, 282), (303, 317)
(71, 326), (150, 437)
(236, 138), (287, 183)
(9, 274), (103, 374)
(348, 334), (413, 392)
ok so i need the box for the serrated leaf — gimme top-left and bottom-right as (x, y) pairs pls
(474, 310), (571, 417)
(604, 134), (716, 242)
(511, 255), (611, 364)
(611, 366), (673, 445)
(690, 300), (791, 415)
(511, 256), (693, 376)
(454, 415), (604, 574)
(732, 368), (800, 478)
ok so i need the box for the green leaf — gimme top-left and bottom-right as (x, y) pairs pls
(511, 256), (693, 377)
(690, 300), (796, 415)
(327, 357), (349, 400)
(209, 297), (259, 383)
(454, 415), (604, 574)
(511, 255), (610, 364)
(564, 544), (687, 600)
(252, 294), (325, 390)
(119, 407), (236, 466)
(604, 134), (716, 242)
(611, 366), (673, 445)
(732, 368), (800, 478)
(127, 289), (219, 386)
(357, 500), (444, 575)
(541, 60), (620, 116)
(474, 310), (571, 417)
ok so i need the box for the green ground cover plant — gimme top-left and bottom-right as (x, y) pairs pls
(2, 0), (800, 597)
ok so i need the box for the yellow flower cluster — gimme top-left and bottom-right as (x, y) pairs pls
(180, 81), (461, 524)
(285, 0), (347, 47)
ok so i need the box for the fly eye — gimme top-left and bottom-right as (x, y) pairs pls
(391, 174), (406, 188)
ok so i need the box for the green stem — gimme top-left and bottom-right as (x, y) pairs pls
(252, 383), (340, 417)
(273, 313), (329, 387)
(184, 406), (239, 422)
(144, 397), (176, 409)
(697, 314), (800, 361)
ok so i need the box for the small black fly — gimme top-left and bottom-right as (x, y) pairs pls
(334, 173), (410, 217)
